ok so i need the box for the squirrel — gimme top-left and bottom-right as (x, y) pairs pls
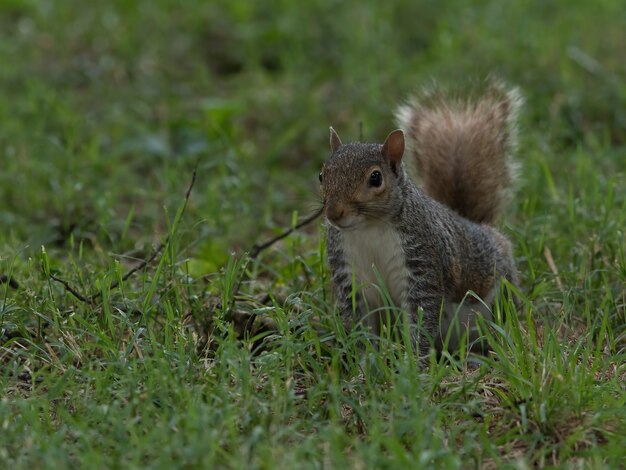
(319, 81), (522, 357)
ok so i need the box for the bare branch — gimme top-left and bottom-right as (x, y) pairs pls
(249, 207), (323, 259)
(0, 274), (20, 290)
(104, 163), (198, 294)
(49, 274), (95, 305)
(49, 162), (199, 306)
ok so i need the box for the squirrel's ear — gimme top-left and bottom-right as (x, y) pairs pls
(329, 126), (342, 152)
(382, 129), (405, 168)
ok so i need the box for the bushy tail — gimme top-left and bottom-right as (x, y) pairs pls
(396, 80), (522, 225)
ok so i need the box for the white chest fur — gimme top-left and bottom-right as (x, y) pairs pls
(340, 223), (409, 312)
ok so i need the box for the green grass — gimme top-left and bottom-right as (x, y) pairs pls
(1, 0), (625, 468)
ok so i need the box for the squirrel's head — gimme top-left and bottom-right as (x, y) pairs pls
(319, 127), (406, 230)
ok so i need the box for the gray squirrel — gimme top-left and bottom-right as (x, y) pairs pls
(319, 81), (522, 356)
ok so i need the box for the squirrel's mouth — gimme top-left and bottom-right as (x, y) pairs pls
(324, 203), (363, 230)
(326, 216), (361, 231)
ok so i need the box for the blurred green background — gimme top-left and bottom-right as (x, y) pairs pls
(1, 0), (624, 269)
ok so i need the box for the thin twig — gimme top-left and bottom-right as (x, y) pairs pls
(100, 164), (197, 296)
(224, 207), (324, 320)
(49, 274), (94, 305)
(49, 163), (199, 305)
(0, 274), (20, 290)
(249, 207), (324, 259)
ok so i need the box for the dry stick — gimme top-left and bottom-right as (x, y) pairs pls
(49, 163), (199, 305)
(49, 273), (94, 304)
(249, 207), (323, 259)
(96, 163), (198, 297)
(225, 206), (323, 320)
(0, 274), (20, 290)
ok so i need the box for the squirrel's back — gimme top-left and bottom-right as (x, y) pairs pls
(396, 81), (522, 225)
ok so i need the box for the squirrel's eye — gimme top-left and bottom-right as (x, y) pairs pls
(368, 170), (382, 187)
(318, 172), (323, 183)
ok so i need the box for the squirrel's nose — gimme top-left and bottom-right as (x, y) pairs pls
(325, 204), (345, 223)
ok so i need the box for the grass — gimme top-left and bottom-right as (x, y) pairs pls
(1, 0), (625, 468)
